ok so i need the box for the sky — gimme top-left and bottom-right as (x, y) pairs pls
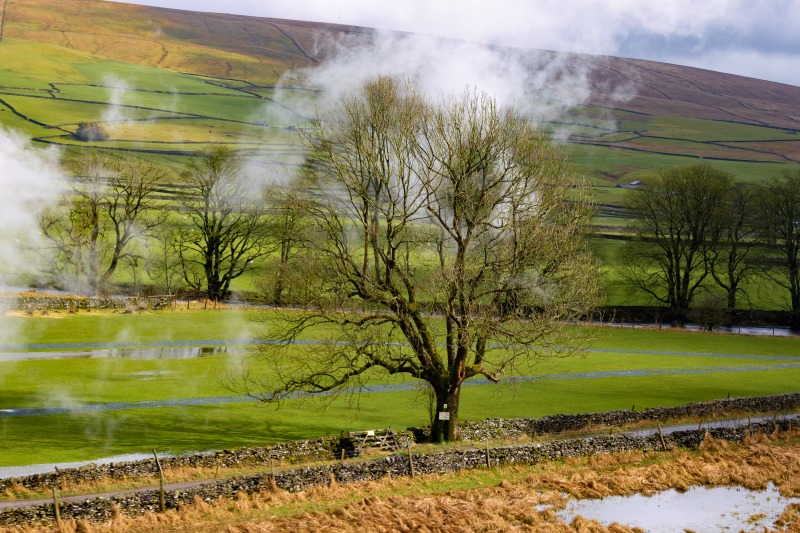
(111, 0), (800, 87)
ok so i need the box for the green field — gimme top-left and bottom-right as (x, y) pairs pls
(0, 309), (798, 467)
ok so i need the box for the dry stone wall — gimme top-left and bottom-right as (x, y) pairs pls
(3, 393), (797, 498)
(2, 418), (795, 527)
(1, 293), (173, 313)
(456, 392), (800, 441)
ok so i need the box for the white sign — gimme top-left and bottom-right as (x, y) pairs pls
(439, 411), (450, 421)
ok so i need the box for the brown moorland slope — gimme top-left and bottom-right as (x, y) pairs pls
(585, 54), (800, 130)
(3, 0), (368, 83)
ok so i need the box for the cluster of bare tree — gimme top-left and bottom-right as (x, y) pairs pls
(37, 146), (306, 302)
(620, 163), (800, 329)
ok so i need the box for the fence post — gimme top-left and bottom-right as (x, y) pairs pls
(407, 441), (415, 478)
(52, 486), (63, 532)
(0, 0), (7, 43)
(153, 449), (166, 512)
(485, 442), (491, 468)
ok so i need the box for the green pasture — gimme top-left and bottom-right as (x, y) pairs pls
(570, 144), (793, 186)
(3, 309), (260, 347)
(52, 80), (247, 102)
(0, 107), (55, 138)
(0, 94), (175, 126)
(3, 366), (797, 468)
(91, 119), (279, 143)
(0, 310), (798, 466)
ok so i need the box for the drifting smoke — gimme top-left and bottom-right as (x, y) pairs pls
(101, 75), (135, 126)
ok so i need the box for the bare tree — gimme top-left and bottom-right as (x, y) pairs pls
(756, 170), (800, 330)
(146, 220), (185, 297)
(620, 163), (732, 326)
(176, 146), (270, 302)
(244, 77), (601, 442)
(261, 186), (314, 305)
(38, 150), (168, 295)
(709, 183), (759, 313)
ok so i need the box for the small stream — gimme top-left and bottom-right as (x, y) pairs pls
(625, 413), (800, 437)
(557, 482), (800, 531)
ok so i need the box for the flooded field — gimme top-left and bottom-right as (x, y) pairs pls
(0, 346), (233, 361)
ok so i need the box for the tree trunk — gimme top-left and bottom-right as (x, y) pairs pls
(429, 384), (460, 443)
(670, 304), (687, 327)
(791, 292), (800, 332)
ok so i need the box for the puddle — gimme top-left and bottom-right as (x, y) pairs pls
(557, 482), (800, 532)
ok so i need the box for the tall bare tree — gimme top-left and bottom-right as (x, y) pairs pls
(176, 146), (270, 302)
(709, 183), (759, 313)
(756, 170), (800, 330)
(261, 186), (313, 305)
(620, 163), (732, 326)
(38, 150), (168, 295)
(244, 77), (601, 442)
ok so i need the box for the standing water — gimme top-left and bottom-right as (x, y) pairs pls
(557, 482), (800, 531)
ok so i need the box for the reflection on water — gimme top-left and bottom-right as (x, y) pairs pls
(0, 346), (233, 361)
(558, 482), (800, 532)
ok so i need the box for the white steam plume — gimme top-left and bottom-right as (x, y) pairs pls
(100, 75), (179, 137)
(276, 31), (608, 122)
(101, 75), (135, 127)
(0, 127), (64, 345)
(0, 128), (63, 283)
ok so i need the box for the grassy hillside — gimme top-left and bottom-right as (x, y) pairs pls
(3, 0), (364, 83)
(1, 0), (799, 196)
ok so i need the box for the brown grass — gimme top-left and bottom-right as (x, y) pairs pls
(4, 429), (800, 533)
